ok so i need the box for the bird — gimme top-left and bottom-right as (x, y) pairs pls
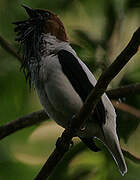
(13, 5), (127, 175)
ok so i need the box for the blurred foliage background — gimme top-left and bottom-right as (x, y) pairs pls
(0, 0), (140, 179)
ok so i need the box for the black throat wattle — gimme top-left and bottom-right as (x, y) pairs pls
(13, 17), (44, 87)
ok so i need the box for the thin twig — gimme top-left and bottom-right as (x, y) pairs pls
(0, 35), (22, 62)
(34, 27), (140, 180)
(0, 110), (48, 140)
(107, 83), (140, 99)
(112, 100), (140, 118)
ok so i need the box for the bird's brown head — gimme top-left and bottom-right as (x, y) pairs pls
(13, 5), (68, 87)
(14, 5), (68, 42)
(43, 10), (68, 42)
(28, 6), (68, 42)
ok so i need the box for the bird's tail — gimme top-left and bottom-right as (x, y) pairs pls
(97, 129), (127, 175)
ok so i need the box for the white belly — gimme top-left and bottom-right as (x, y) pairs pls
(35, 73), (83, 128)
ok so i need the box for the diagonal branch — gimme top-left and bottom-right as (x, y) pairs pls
(34, 27), (140, 180)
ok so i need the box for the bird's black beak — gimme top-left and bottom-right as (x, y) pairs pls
(22, 4), (36, 18)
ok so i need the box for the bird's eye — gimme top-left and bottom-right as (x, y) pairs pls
(44, 12), (50, 17)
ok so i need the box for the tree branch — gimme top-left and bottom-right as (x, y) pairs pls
(34, 27), (140, 180)
(107, 83), (140, 99)
(112, 100), (140, 118)
(0, 110), (48, 140)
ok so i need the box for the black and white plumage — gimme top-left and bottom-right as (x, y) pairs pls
(14, 5), (127, 175)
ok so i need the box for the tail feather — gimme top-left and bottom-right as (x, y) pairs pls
(97, 130), (127, 175)
(105, 138), (127, 175)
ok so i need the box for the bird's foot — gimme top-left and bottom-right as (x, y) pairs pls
(56, 130), (74, 153)
(56, 137), (70, 153)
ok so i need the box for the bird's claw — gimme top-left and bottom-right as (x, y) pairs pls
(70, 140), (74, 148)
(55, 137), (70, 153)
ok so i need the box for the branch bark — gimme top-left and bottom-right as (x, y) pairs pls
(107, 83), (140, 99)
(112, 100), (140, 118)
(0, 110), (48, 140)
(34, 27), (140, 180)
